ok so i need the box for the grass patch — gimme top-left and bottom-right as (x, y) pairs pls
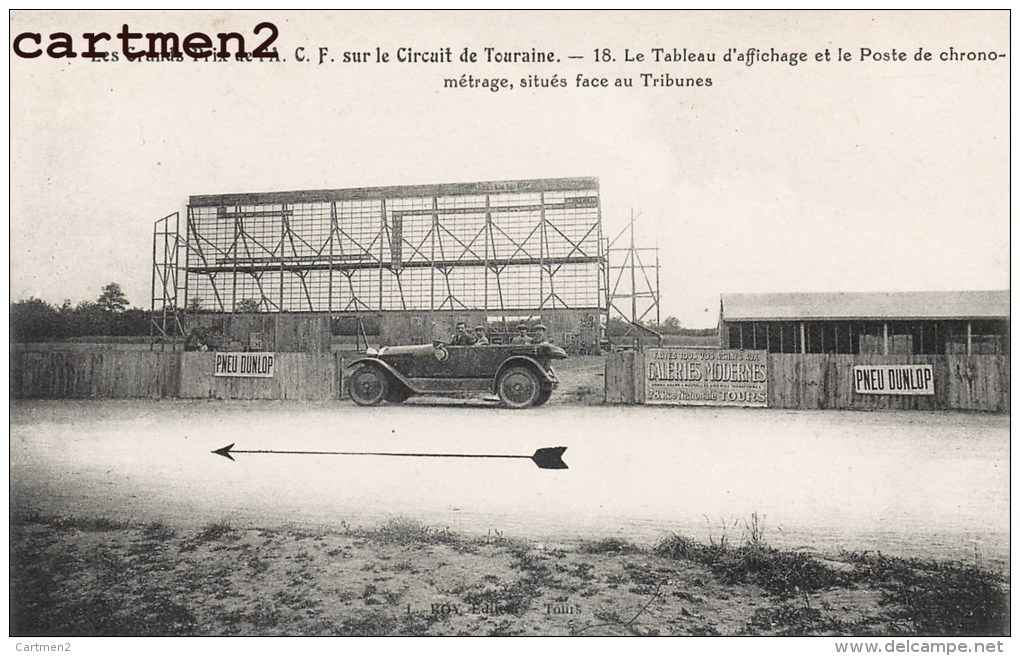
(10, 512), (1009, 636)
(142, 521), (176, 540)
(745, 603), (849, 636)
(333, 611), (398, 636)
(471, 529), (532, 555)
(11, 581), (199, 636)
(653, 527), (1009, 635)
(179, 520), (238, 552)
(843, 552), (1009, 636)
(56, 516), (132, 532)
(653, 532), (712, 561)
(460, 578), (542, 617)
(364, 517), (463, 547)
(457, 534), (552, 617)
(578, 537), (639, 555)
(11, 513), (132, 532)
(654, 532), (846, 596)
(195, 520), (236, 542)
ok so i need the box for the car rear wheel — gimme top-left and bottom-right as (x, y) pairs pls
(497, 366), (541, 409)
(349, 364), (389, 406)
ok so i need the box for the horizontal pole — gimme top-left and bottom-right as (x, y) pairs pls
(187, 255), (602, 274)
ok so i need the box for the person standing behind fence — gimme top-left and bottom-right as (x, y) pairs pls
(184, 327), (208, 351)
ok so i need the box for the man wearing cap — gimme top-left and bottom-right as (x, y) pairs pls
(532, 324), (550, 345)
(511, 324), (532, 344)
(471, 325), (489, 345)
(450, 321), (476, 346)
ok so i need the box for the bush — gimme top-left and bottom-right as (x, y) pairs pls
(843, 552), (1009, 636)
(10, 298), (64, 341)
(11, 293), (154, 342)
(654, 532), (844, 596)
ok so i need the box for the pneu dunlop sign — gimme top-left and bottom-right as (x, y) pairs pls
(645, 348), (768, 407)
(853, 364), (934, 395)
(214, 352), (276, 378)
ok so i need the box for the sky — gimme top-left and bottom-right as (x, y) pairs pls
(8, 10), (1010, 328)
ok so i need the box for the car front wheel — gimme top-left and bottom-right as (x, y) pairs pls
(497, 366), (541, 408)
(349, 364), (389, 406)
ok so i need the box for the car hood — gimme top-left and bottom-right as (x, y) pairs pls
(377, 344), (437, 357)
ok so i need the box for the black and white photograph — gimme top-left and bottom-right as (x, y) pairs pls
(7, 9), (1010, 648)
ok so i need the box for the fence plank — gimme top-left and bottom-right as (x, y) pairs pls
(949, 355), (1010, 412)
(605, 350), (642, 404)
(767, 354), (796, 408)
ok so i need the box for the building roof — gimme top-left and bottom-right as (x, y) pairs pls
(720, 291), (1010, 322)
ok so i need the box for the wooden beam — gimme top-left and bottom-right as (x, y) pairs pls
(379, 199), (386, 312)
(189, 177), (600, 207)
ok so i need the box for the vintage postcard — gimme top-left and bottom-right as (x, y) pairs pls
(8, 9), (1010, 648)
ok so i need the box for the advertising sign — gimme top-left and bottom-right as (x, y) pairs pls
(645, 348), (768, 407)
(214, 352), (276, 378)
(853, 365), (934, 395)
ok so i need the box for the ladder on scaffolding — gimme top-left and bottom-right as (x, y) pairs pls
(150, 212), (186, 349)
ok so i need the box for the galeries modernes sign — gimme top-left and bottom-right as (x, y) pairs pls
(645, 348), (768, 407)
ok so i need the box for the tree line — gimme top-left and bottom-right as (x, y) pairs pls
(606, 316), (716, 337)
(10, 283), (151, 342)
(11, 283), (717, 343)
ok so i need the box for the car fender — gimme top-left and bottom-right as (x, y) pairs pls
(493, 356), (557, 393)
(346, 356), (421, 393)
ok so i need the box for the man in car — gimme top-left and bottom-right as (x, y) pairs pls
(532, 324), (550, 345)
(450, 321), (476, 346)
(472, 325), (489, 345)
(511, 324), (532, 344)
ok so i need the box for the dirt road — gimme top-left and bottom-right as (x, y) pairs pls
(10, 400), (1009, 569)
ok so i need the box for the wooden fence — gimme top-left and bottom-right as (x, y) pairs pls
(767, 354), (1009, 412)
(11, 350), (182, 399)
(12, 348), (1008, 411)
(11, 350), (344, 401)
(605, 350), (1009, 412)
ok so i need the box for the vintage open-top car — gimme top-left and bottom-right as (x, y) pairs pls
(345, 342), (568, 408)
